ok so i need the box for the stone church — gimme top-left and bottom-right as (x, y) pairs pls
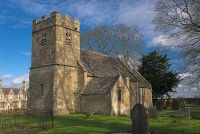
(28, 11), (152, 115)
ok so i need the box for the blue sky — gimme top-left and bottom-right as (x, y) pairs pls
(0, 0), (195, 97)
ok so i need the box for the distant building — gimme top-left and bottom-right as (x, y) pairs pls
(28, 11), (153, 115)
(0, 80), (27, 110)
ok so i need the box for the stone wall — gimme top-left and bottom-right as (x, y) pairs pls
(111, 76), (130, 115)
(129, 81), (137, 109)
(29, 11), (81, 115)
(143, 88), (153, 107)
(80, 93), (111, 115)
(28, 66), (54, 110)
(54, 66), (82, 115)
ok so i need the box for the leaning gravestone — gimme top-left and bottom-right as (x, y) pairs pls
(180, 107), (190, 120)
(147, 106), (157, 119)
(131, 104), (148, 134)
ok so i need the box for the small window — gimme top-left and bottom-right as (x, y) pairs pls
(19, 94), (23, 99)
(118, 90), (121, 102)
(41, 33), (47, 45)
(8, 95), (13, 100)
(0, 94), (2, 100)
(40, 84), (44, 96)
(66, 33), (72, 45)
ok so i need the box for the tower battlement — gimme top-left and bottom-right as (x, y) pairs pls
(32, 11), (80, 32)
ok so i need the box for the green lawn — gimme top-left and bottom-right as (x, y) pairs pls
(40, 115), (131, 134)
(39, 105), (200, 134)
(149, 110), (200, 134)
(2, 105), (198, 134)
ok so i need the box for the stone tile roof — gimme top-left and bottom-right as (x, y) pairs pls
(1, 88), (12, 95)
(1, 88), (25, 95)
(12, 89), (21, 95)
(81, 76), (118, 95)
(80, 50), (151, 89)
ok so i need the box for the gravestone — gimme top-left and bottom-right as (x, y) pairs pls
(131, 104), (148, 134)
(180, 107), (190, 120)
(147, 106), (157, 119)
(179, 99), (186, 109)
(156, 100), (164, 110)
(172, 99), (180, 110)
(165, 99), (172, 109)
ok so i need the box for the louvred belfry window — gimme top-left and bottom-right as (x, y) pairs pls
(66, 32), (72, 45)
(41, 33), (47, 45)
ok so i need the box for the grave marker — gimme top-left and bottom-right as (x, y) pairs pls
(131, 104), (148, 134)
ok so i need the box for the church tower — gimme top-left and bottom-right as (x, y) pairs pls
(29, 11), (81, 114)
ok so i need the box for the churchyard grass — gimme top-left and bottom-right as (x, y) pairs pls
(149, 109), (200, 134)
(2, 105), (198, 134)
(40, 105), (200, 134)
(39, 114), (131, 134)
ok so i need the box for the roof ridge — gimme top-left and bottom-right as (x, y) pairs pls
(81, 49), (112, 58)
(116, 57), (151, 88)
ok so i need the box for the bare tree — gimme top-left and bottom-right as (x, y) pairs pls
(81, 24), (142, 70)
(113, 24), (142, 67)
(153, 0), (200, 84)
(81, 25), (115, 55)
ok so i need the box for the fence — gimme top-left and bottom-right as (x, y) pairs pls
(0, 109), (53, 134)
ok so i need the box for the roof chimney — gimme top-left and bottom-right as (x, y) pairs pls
(22, 80), (26, 90)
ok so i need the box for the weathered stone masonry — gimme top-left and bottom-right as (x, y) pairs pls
(28, 11), (153, 115)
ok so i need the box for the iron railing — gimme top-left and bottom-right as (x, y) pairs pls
(0, 109), (53, 134)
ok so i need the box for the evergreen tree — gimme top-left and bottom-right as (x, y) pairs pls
(139, 51), (180, 99)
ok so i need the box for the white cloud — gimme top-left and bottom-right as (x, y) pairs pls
(149, 34), (171, 47)
(179, 73), (192, 79)
(171, 73), (200, 98)
(21, 51), (31, 56)
(148, 33), (186, 49)
(2, 73), (29, 88)
(0, 74), (14, 80)
(11, 73), (29, 87)
(4, 0), (157, 37)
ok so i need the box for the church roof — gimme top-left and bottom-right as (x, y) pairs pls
(80, 50), (151, 89)
(81, 76), (118, 95)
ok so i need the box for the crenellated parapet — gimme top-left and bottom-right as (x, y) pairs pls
(32, 11), (80, 33)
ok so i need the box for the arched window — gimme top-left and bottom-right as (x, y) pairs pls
(118, 90), (121, 102)
(40, 84), (44, 96)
